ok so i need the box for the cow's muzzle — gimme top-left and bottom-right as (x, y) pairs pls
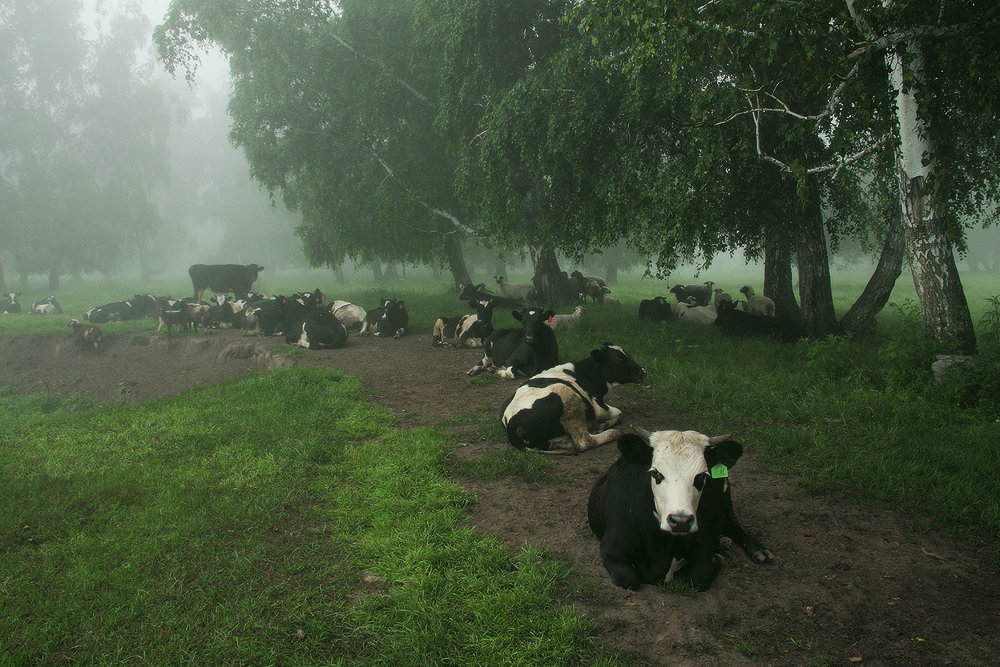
(666, 513), (695, 533)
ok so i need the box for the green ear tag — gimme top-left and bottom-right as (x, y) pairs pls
(710, 463), (728, 479)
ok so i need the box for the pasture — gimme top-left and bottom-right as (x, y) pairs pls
(1, 266), (998, 664)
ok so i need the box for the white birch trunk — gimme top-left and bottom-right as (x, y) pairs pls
(886, 43), (976, 352)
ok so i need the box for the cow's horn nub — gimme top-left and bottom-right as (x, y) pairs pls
(708, 434), (732, 446)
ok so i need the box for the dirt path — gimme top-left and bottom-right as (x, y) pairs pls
(4, 328), (997, 665)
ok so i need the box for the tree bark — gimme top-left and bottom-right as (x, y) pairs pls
(604, 261), (619, 286)
(763, 230), (800, 319)
(371, 261), (384, 282)
(795, 195), (840, 337)
(531, 246), (574, 306)
(0, 261), (7, 292)
(442, 234), (472, 288)
(888, 42), (977, 353)
(334, 264), (346, 285)
(839, 216), (904, 335)
(48, 271), (60, 291)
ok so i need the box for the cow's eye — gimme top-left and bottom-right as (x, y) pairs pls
(693, 473), (707, 490)
(649, 469), (664, 485)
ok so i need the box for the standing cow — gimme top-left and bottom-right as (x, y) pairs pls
(188, 263), (265, 301)
(588, 430), (773, 591)
(501, 342), (646, 453)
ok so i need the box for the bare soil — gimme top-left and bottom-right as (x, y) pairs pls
(4, 328), (998, 666)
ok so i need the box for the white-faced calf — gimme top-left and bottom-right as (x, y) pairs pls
(502, 342), (646, 453)
(587, 430), (773, 591)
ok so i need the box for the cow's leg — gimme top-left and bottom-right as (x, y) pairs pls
(600, 550), (642, 591)
(592, 401), (623, 428)
(719, 485), (774, 564)
(467, 355), (493, 376)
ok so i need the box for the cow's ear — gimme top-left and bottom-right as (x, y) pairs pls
(705, 439), (743, 468)
(398, 301), (405, 309)
(590, 347), (608, 363)
(512, 310), (523, 321)
(545, 309), (555, 319)
(617, 434), (653, 464)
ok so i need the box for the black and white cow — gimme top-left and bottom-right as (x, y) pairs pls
(1, 293), (19, 314)
(638, 296), (674, 321)
(188, 263), (264, 301)
(467, 308), (558, 379)
(458, 282), (520, 310)
(30, 296), (62, 315)
(432, 298), (496, 348)
(329, 300), (369, 335)
(588, 430), (773, 591)
(85, 300), (135, 323)
(377, 298), (409, 338)
(286, 309), (349, 349)
(501, 342), (646, 453)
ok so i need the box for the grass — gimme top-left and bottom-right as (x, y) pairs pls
(0, 368), (611, 664)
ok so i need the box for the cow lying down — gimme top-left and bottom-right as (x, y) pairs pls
(501, 342), (646, 454)
(286, 309), (349, 349)
(588, 430), (773, 591)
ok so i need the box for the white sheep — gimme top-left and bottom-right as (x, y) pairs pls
(676, 297), (717, 325)
(546, 305), (584, 330)
(495, 275), (535, 303)
(739, 285), (776, 317)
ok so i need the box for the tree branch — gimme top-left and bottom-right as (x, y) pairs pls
(329, 33), (434, 111)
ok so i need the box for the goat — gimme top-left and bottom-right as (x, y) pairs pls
(68, 318), (103, 351)
(739, 285), (776, 317)
(546, 305), (584, 330)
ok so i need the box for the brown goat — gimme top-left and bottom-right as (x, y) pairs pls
(68, 318), (103, 352)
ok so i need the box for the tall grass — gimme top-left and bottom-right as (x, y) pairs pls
(0, 368), (611, 664)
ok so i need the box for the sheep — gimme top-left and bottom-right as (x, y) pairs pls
(579, 280), (611, 304)
(739, 285), (776, 317)
(713, 288), (733, 310)
(494, 275), (535, 303)
(68, 318), (103, 351)
(669, 281), (714, 307)
(676, 296), (717, 325)
(546, 305), (584, 330)
(604, 296), (620, 305)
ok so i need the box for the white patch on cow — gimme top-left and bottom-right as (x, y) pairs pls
(647, 430), (713, 534)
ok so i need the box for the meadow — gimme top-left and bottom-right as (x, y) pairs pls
(1, 264), (998, 663)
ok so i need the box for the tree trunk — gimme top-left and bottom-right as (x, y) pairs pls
(795, 195), (840, 337)
(19, 270), (28, 291)
(48, 271), (60, 291)
(334, 264), (346, 285)
(605, 261), (619, 286)
(531, 246), (575, 306)
(443, 234), (472, 288)
(384, 264), (399, 281)
(839, 215), (904, 335)
(372, 262), (384, 282)
(492, 259), (507, 281)
(0, 261), (7, 292)
(763, 230), (800, 319)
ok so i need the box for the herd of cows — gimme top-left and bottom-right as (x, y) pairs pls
(1, 263), (781, 592)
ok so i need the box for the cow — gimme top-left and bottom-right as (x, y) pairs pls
(1, 293), (20, 314)
(638, 296), (674, 321)
(432, 298), (496, 348)
(458, 282), (520, 310)
(68, 318), (104, 352)
(329, 300), (369, 334)
(588, 430), (773, 591)
(156, 305), (190, 336)
(669, 281), (714, 307)
(501, 342), (646, 454)
(714, 300), (803, 341)
(188, 263), (264, 301)
(85, 300), (135, 323)
(286, 309), (349, 349)
(467, 308), (558, 380)
(377, 298), (409, 339)
(30, 296), (62, 315)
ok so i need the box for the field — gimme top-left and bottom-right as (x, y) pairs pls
(1, 267), (999, 665)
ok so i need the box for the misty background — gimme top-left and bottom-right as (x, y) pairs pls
(1, 0), (998, 295)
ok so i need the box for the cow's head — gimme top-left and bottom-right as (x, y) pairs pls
(591, 342), (646, 386)
(619, 430), (743, 535)
(512, 308), (554, 344)
(471, 298), (497, 323)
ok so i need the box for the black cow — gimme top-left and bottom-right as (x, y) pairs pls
(286, 309), (349, 349)
(377, 298), (409, 339)
(458, 282), (520, 310)
(713, 301), (803, 341)
(1, 292), (20, 314)
(669, 282), (714, 307)
(432, 298), (496, 348)
(467, 308), (558, 379)
(638, 296), (674, 321)
(588, 430), (773, 591)
(188, 263), (264, 301)
(501, 342), (646, 453)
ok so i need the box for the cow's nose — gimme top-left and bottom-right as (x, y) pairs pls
(524, 335), (534, 343)
(667, 513), (694, 533)
(639, 367), (647, 380)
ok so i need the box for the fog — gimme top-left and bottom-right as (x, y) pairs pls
(2, 1), (998, 295)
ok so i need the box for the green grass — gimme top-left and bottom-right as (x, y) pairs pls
(0, 368), (610, 664)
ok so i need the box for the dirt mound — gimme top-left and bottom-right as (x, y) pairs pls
(3, 328), (998, 664)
